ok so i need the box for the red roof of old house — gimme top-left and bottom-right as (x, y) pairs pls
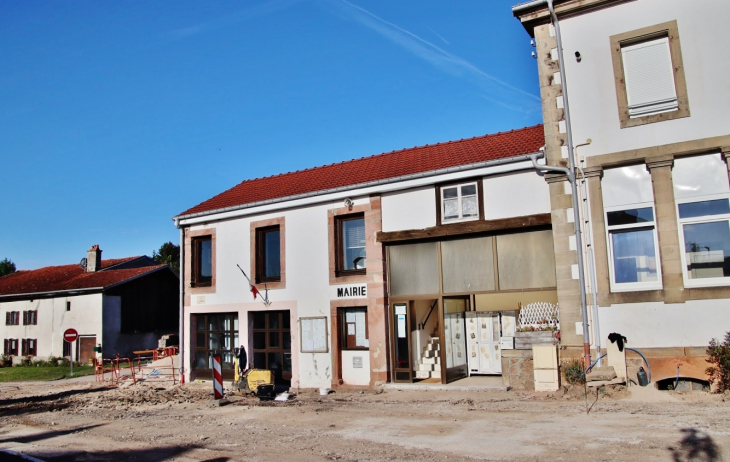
(178, 124), (545, 217)
(0, 257), (167, 297)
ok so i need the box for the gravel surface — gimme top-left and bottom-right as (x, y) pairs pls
(0, 379), (728, 461)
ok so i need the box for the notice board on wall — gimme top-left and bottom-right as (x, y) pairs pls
(300, 317), (328, 353)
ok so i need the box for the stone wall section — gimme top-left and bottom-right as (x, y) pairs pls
(502, 349), (535, 390)
(534, 23), (584, 350)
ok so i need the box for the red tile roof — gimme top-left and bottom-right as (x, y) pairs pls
(179, 124), (544, 217)
(0, 257), (167, 297)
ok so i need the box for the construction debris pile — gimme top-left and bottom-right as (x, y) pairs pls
(74, 385), (211, 410)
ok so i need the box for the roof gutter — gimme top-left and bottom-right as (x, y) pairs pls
(512, 0), (550, 14)
(173, 151), (546, 222)
(0, 287), (105, 300)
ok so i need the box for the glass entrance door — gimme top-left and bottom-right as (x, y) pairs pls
(251, 310), (292, 384)
(441, 297), (469, 383)
(193, 313), (239, 380)
(392, 303), (412, 382)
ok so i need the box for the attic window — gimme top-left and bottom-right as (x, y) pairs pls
(440, 182), (481, 223)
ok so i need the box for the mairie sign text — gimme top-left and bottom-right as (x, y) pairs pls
(331, 284), (367, 299)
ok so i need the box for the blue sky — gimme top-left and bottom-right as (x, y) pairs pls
(0, 0), (540, 270)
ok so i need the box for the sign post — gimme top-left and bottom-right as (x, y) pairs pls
(63, 328), (79, 377)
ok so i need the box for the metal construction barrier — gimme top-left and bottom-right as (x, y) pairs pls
(132, 348), (178, 385)
(93, 347), (179, 386)
(94, 355), (137, 385)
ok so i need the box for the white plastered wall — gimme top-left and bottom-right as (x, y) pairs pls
(598, 299), (730, 348)
(482, 170), (551, 220)
(558, 0), (730, 158)
(0, 293), (104, 360)
(381, 186), (436, 232)
(341, 350), (370, 385)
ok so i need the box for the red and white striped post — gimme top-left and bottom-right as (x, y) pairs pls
(212, 354), (223, 400)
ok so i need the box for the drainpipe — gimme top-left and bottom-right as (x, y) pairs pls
(574, 140), (602, 366)
(175, 218), (185, 383)
(544, 0), (591, 366)
(529, 150), (590, 365)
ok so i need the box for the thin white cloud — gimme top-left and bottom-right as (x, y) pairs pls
(336, 0), (540, 102)
(426, 26), (450, 46)
(479, 94), (536, 114)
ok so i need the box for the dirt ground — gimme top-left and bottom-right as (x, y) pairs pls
(0, 376), (728, 462)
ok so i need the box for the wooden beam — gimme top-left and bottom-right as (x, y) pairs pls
(376, 213), (552, 243)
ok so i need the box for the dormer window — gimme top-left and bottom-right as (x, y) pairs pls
(441, 182), (479, 223)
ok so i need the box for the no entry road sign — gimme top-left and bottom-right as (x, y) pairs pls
(63, 328), (78, 343)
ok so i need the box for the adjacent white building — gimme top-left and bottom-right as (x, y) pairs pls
(513, 0), (730, 384)
(0, 246), (179, 364)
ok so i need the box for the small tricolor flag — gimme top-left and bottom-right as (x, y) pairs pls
(236, 264), (269, 305)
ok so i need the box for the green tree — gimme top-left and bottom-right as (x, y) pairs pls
(0, 258), (16, 277)
(152, 242), (180, 274)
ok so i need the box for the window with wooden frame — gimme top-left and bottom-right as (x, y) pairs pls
(439, 181), (481, 224)
(336, 214), (366, 276)
(192, 236), (213, 287)
(255, 225), (281, 283)
(610, 20), (689, 128)
(23, 310), (37, 325)
(5, 311), (19, 326)
(21, 338), (37, 356)
(339, 307), (369, 350)
(4, 338), (18, 356)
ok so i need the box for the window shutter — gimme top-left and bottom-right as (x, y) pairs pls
(21, 339), (27, 356)
(3, 339), (7, 355)
(621, 37), (678, 117)
(22, 311), (27, 325)
(5, 312), (8, 325)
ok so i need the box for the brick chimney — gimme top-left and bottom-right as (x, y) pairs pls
(87, 245), (102, 272)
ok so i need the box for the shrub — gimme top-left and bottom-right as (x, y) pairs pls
(706, 331), (730, 393)
(563, 359), (585, 385)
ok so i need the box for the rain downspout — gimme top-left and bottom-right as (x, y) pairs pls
(176, 219), (185, 383)
(528, 0), (592, 366)
(574, 139), (602, 366)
